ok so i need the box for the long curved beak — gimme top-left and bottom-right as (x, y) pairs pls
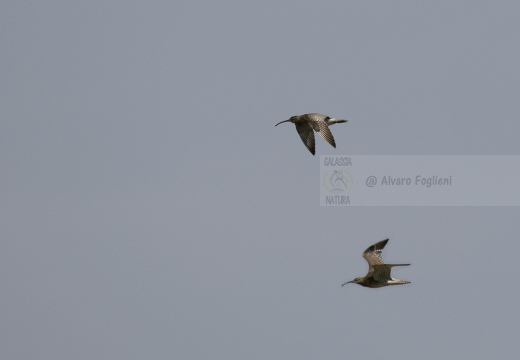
(275, 119), (291, 127)
(341, 280), (354, 286)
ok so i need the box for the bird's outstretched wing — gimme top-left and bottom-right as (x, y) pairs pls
(362, 239), (388, 273)
(372, 264), (410, 284)
(295, 122), (316, 155)
(371, 265), (392, 283)
(305, 114), (336, 148)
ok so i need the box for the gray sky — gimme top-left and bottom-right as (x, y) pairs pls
(2, 1), (520, 359)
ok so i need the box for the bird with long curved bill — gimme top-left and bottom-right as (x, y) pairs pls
(275, 113), (347, 155)
(342, 239), (411, 288)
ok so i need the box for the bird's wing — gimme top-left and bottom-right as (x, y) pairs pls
(371, 265), (392, 282)
(305, 114), (336, 148)
(295, 122), (316, 155)
(362, 239), (388, 273)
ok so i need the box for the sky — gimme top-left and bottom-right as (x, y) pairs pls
(2, 1), (520, 359)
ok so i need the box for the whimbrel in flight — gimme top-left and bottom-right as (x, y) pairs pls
(275, 113), (347, 155)
(342, 239), (410, 288)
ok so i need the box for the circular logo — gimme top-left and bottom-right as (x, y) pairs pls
(323, 169), (353, 194)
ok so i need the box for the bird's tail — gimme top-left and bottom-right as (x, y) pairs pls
(387, 279), (411, 285)
(325, 118), (348, 125)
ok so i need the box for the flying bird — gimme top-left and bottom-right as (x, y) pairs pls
(275, 113), (347, 155)
(342, 239), (410, 288)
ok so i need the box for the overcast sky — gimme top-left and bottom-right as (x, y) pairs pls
(2, 1), (520, 359)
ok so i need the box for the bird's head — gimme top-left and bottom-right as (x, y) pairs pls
(275, 115), (298, 127)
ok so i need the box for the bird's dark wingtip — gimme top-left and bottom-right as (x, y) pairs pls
(377, 239), (389, 247)
(365, 238), (389, 253)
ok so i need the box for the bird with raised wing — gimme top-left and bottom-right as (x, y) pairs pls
(342, 239), (410, 288)
(275, 113), (347, 155)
